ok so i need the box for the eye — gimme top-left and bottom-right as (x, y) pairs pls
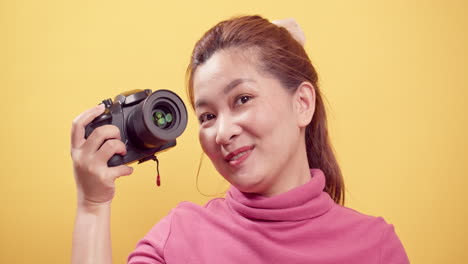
(235, 95), (252, 106)
(198, 113), (216, 124)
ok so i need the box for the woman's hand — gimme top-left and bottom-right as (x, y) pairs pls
(70, 104), (133, 205)
(272, 18), (306, 46)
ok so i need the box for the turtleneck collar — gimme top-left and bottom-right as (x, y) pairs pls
(225, 169), (335, 221)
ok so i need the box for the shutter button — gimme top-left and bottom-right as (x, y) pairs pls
(102, 98), (113, 108)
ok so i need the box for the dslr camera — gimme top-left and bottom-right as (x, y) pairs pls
(85, 89), (187, 167)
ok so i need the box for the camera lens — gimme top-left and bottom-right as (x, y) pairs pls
(152, 105), (173, 129)
(126, 90), (188, 149)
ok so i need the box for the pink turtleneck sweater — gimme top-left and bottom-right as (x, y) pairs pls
(127, 169), (409, 263)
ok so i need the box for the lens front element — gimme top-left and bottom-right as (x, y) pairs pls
(152, 105), (173, 129)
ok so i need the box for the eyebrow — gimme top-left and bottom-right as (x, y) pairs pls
(195, 78), (255, 109)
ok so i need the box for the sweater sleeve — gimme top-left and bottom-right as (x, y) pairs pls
(379, 224), (410, 264)
(127, 211), (174, 264)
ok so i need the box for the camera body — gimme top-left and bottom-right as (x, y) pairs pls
(85, 89), (187, 167)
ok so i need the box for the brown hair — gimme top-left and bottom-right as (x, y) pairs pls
(186, 15), (345, 205)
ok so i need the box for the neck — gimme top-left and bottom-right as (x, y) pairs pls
(260, 141), (311, 198)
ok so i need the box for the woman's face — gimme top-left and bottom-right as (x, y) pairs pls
(193, 49), (307, 196)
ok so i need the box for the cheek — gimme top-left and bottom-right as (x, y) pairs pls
(198, 129), (217, 157)
(248, 101), (297, 144)
(247, 103), (280, 136)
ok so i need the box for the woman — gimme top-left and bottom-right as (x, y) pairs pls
(71, 15), (409, 263)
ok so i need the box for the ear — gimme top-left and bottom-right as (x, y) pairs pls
(293, 82), (315, 128)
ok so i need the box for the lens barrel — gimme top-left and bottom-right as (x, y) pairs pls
(126, 90), (187, 149)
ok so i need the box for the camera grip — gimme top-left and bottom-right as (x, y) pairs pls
(84, 110), (124, 167)
(108, 154), (124, 167)
(84, 112), (113, 139)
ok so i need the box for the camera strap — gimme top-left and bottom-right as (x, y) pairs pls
(152, 156), (161, 187)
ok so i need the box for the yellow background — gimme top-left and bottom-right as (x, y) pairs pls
(1, 0), (467, 263)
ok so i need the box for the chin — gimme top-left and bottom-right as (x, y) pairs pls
(227, 172), (267, 194)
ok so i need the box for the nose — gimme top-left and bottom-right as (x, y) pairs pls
(215, 114), (241, 145)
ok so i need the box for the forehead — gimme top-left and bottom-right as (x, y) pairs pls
(192, 49), (260, 98)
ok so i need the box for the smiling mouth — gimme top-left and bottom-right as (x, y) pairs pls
(225, 145), (254, 166)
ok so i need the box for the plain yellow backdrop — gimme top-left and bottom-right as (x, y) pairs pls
(1, 0), (467, 263)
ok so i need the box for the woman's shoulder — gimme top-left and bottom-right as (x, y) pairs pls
(331, 205), (409, 262)
(326, 204), (402, 244)
(328, 204), (393, 229)
(138, 198), (228, 242)
(175, 197), (226, 209)
(170, 197), (228, 219)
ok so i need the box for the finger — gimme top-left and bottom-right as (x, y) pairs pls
(108, 165), (134, 181)
(95, 138), (127, 164)
(71, 104), (105, 149)
(82, 125), (122, 154)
